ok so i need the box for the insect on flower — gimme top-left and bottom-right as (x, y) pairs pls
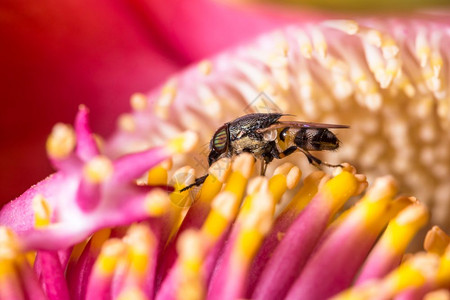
(181, 113), (348, 191)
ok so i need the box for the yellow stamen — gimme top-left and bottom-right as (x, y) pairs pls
(311, 27), (327, 58)
(202, 191), (239, 241)
(323, 20), (359, 35)
(118, 113), (136, 132)
(425, 226), (450, 256)
(198, 60), (213, 75)
(167, 131), (199, 155)
(437, 245), (450, 286)
(197, 158), (232, 205)
(320, 170), (361, 215)
(83, 156), (113, 183)
(170, 166), (196, 207)
(94, 238), (126, 276)
(46, 123), (76, 159)
(234, 178), (274, 261)
(269, 163), (301, 204)
(147, 159), (172, 186)
(176, 230), (206, 300)
(145, 189), (171, 217)
(382, 253), (439, 295)
(382, 204), (429, 254)
(424, 290), (450, 300)
(117, 288), (148, 300)
(223, 153), (254, 201)
(416, 30), (431, 68)
(32, 194), (52, 228)
(130, 93), (148, 111)
(123, 225), (154, 278)
(155, 79), (177, 120)
(285, 171), (326, 215)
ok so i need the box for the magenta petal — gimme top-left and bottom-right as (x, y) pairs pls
(252, 198), (331, 300)
(110, 146), (167, 184)
(16, 258), (47, 300)
(0, 0), (181, 204)
(0, 173), (61, 233)
(74, 106), (99, 162)
(35, 251), (70, 300)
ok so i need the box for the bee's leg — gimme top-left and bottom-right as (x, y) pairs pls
(261, 142), (279, 176)
(298, 149), (343, 169)
(179, 174), (209, 192)
(280, 146), (297, 158)
(261, 160), (268, 176)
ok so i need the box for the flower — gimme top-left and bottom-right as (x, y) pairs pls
(0, 0), (321, 203)
(0, 142), (449, 298)
(107, 16), (450, 233)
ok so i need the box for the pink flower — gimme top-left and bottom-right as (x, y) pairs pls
(1, 1), (450, 299)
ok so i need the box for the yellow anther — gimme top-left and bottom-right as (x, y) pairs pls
(123, 225), (154, 276)
(384, 204), (428, 253)
(198, 60), (213, 75)
(311, 27), (327, 58)
(425, 226), (450, 256)
(323, 20), (359, 35)
(130, 93), (148, 111)
(145, 189), (170, 217)
(46, 123), (76, 159)
(286, 171), (326, 215)
(117, 288), (148, 300)
(118, 113), (136, 132)
(416, 30), (431, 67)
(32, 194), (52, 228)
(147, 158), (172, 186)
(167, 131), (199, 155)
(95, 238), (126, 275)
(155, 79), (177, 120)
(83, 156), (113, 183)
(203, 192), (239, 240)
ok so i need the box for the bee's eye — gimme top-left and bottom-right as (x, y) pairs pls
(212, 125), (228, 152)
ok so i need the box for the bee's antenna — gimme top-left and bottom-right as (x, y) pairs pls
(179, 174), (209, 192)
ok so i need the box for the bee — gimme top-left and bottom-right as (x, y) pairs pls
(181, 113), (348, 191)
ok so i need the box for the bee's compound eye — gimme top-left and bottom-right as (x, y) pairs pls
(212, 125), (228, 152)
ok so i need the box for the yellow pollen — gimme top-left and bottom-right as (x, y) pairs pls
(46, 123), (76, 159)
(145, 189), (170, 217)
(198, 60), (213, 75)
(323, 20), (359, 35)
(311, 27), (327, 58)
(425, 226), (450, 256)
(415, 30), (431, 68)
(117, 288), (148, 300)
(155, 79), (177, 120)
(167, 131), (199, 155)
(130, 93), (148, 111)
(95, 238), (126, 275)
(118, 113), (136, 132)
(147, 158), (172, 186)
(383, 204), (429, 254)
(83, 156), (113, 183)
(32, 194), (52, 228)
(424, 290), (450, 300)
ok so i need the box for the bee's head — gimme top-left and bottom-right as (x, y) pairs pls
(208, 124), (229, 165)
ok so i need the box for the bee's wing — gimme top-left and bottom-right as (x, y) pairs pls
(256, 121), (349, 133)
